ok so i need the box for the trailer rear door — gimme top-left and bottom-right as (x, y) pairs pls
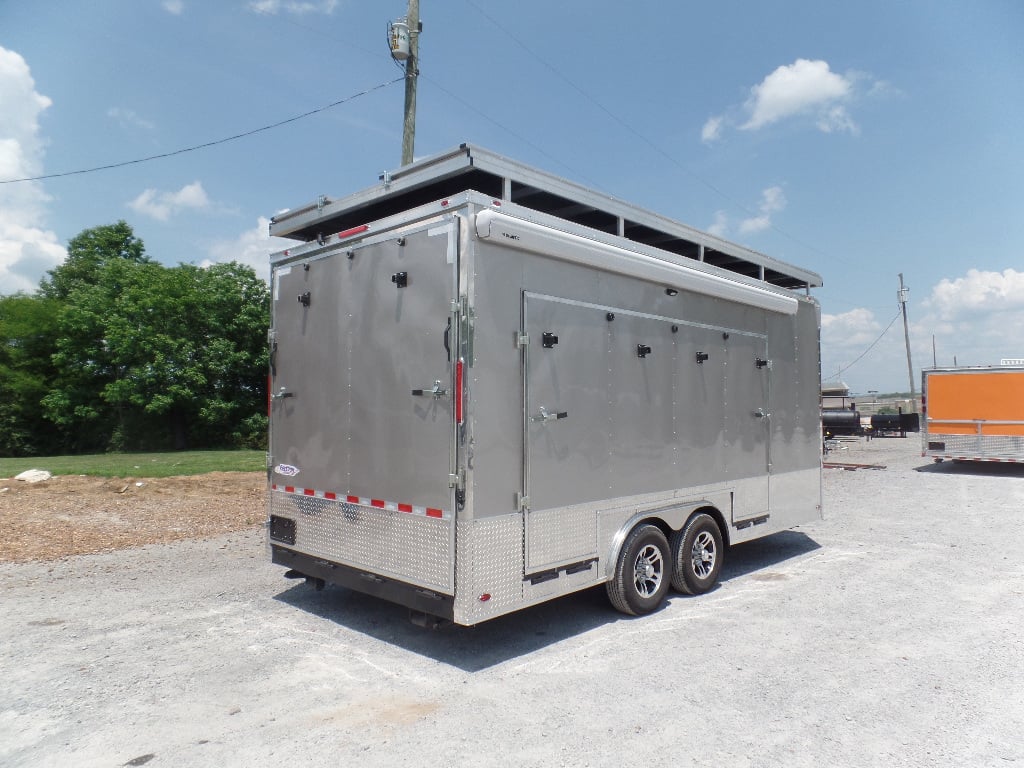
(269, 218), (459, 588)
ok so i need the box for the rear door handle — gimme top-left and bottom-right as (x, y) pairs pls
(532, 407), (568, 423)
(412, 380), (449, 398)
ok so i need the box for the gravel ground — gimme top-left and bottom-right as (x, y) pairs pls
(1, 438), (1022, 768)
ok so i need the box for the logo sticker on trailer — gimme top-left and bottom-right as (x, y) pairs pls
(274, 464), (300, 477)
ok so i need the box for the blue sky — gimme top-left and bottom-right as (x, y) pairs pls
(2, 0), (1022, 394)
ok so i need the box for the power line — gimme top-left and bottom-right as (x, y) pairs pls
(249, 8), (605, 186)
(459, 0), (830, 260)
(832, 309), (903, 379)
(0, 77), (404, 184)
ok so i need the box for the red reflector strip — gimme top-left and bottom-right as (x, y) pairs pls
(337, 224), (369, 239)
(272, 486), (450, 518)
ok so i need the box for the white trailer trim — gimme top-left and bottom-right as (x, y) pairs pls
(475, 209), (798, 316)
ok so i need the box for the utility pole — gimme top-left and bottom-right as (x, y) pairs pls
(898, 273), (917, 407)
(400, 0), (420, 166)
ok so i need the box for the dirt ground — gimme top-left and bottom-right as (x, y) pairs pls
(0, 472), (265, 563)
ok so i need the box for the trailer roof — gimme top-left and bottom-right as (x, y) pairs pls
(270, 143), (822, 291)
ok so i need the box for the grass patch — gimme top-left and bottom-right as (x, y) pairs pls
(0, 450), (265, 479)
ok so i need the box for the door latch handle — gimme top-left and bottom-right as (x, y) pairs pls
(753, 408), (768, 419)
(272, 387), (294, 400)
(532, 406), (568, 423)
(412, 380), (448, 398)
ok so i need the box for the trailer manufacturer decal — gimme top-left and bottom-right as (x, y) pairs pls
(274, 464), (301, 477)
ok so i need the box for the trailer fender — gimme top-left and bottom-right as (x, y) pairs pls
(605, 502), (728, 582)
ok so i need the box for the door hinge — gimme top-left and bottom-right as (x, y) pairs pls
(449, 470), (465, 491)
(516, 332), (529, 349)
(516, 492), (530, 512)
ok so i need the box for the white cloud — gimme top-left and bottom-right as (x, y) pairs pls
(820, 307), (906, 389)
(739, 185), (786, 234)
(162, 0), (184, 14)
(742, 59), (853, 131)
(0, 46), (66, 295)
(916, 268), (1024, 367)
(107, 107), (155, 131)
(924, 268), (1024, 319)
(704, 59), (881, 142)
(128, 181), (210, 221)
(701, 116), (722, 144)
(822, 308), (883, 351)
(708, 186), (786, 238)
(248, 0), (337, 14)
(820, 268), (1024, 391)
(203, 217), (291, 283)
(707, 211), (728, 238)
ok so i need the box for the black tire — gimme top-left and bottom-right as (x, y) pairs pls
(606, 524), (671, 616)
(670, 513), (724, 595)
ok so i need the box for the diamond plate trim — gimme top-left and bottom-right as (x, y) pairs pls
(454, 515), (525, 625)
(270, 490), (453, 593)
(928, 432), (1024, 460)
(527, 504), (597, 570)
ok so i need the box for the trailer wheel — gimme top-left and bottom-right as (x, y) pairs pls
(670, 513), (724, 595)
(606, 524), (671, 616)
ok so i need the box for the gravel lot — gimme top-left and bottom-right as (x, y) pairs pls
(2, 438), (1022, 768)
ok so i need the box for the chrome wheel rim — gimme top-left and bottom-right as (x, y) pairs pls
(633, 543), (664, 598)
(691, 530), (717, 579)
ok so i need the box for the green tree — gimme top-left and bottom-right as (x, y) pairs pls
(38, 220), (149, 301)
(0, 293), (62, 456)
(44, 254), (269, 451)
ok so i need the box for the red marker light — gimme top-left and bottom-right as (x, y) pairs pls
(455, 359), (465, 424)
(337, 224), (369, 239)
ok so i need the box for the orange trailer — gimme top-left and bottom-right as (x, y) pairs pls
(921, 366), (1024, 463)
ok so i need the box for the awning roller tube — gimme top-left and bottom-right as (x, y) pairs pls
(475, 209), (798, 315)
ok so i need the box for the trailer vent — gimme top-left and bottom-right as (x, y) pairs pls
(269, 515), (297, 545)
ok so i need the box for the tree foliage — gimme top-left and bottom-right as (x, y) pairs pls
(39, 220), (149, 300)
(0, 294), (63, 455)
(1, 221), (269, 456)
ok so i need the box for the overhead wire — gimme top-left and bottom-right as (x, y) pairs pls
(242, 9), (603, 185)
(0, 76), (404, 184)
(830, 309), (903, 379)
(459, 0), (830, 260)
